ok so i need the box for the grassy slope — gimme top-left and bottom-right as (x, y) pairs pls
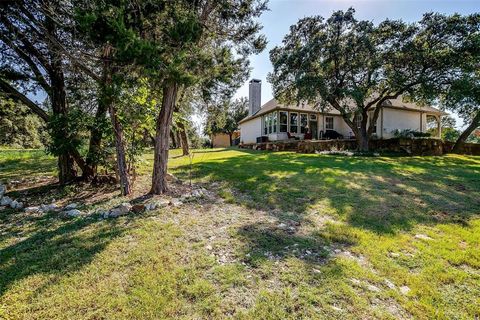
(0, 148), (479, 319)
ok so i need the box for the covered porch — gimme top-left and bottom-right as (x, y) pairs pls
(260, 109), (350, 142)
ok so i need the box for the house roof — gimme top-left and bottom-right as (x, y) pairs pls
(239, 97), (447, 124)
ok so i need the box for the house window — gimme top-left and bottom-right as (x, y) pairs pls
(273, 112), (278, 133)
(300, 113), (308, 133)
(268, 113), (273, 134)
(325, 116), (334, 130)
(290, 112), (298, 133)
(279, 111), (288, 132)
(263, 116), (268, 135)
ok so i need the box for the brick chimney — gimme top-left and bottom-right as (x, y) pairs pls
(248, 79), (261, 116)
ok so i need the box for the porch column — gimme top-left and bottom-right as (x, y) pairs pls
(437, 115), (441, 138)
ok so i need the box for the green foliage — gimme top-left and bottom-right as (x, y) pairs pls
(392, 129), (431, 138)
(269, 8), (480, 146)
(204, 97), (248, 136)
(46, 109), (85, 156)
(467, 129), (480, 143)
(0, 100), (47, 148)
(427, 115), (461, 142)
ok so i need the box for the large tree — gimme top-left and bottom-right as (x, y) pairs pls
(441, 73), (480, 153)
(145, 0), (267, 194)
(0, 1), (114, 183)
(269, 9), (478, 151)
(0, 1), (81, 183)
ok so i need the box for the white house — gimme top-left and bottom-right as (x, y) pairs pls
(239, 79), (447, 144)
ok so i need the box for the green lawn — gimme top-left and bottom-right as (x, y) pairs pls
(1, 148), (479, 319)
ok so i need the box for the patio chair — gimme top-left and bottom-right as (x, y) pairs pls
(287, 132), (299, 140)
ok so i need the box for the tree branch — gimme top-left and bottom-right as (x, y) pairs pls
(0, 78), (49, 122)
(16, 5), (103, 83)
(0, 33), (51, 92)
(0, 15), (52, 72)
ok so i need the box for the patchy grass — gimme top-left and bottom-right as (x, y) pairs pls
(0, 148), (479, 319)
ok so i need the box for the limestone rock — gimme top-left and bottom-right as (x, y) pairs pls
(144, 203), (155, 211)
(384, 279), (396, 289)
(0, 184), (6, 197)
(169, 199), (183, 207)
(10, 200), (23, 209)
(415, 234), (433, 241)
(109, 202), (132, 217)
(65, 203), (78, 210)
(40, 203), (59, 212)
(400, 285), (410, 295)
(145, 199), (170, 211)
(66, 209), (82, 217)
(25, 206), (41, 213)
(367, 284), (381, 292)
(1, 196), (12, 206)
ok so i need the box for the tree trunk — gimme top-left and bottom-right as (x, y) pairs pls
(47, 20), (77, 184)
(452, 110), (480, 153)
(109, 105), (131, 195)
(176, 131), (182, 149)
(357, 112), (370, 151)
(178, 122), (190, 155)
(151, 83), (178, 194)
(170, 130), (178, 148)
(83, 99), (108, 180)
(357, 132), (369, 151)
(58, 153), (77, 184)
(228, 133), (233, 146)
(103, 47), (131, 196)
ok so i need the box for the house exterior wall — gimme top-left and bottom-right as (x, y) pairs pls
(381, 108), (424, 139)
(318, 115), (352, 138)
(240, 117), (262, 143)
(240, 107), (435, 143)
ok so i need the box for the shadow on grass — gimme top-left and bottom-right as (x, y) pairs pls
(174, 150), (480, 235)
(0, 211), (127, 297)
(0, 150), (56, 181)
(236, 221), (355, 267)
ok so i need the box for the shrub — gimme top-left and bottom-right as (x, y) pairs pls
(392, 129), (431, 138)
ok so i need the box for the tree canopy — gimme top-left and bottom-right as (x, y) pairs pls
(269, 8), (480, 150)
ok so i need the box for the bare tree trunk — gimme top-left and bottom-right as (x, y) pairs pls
(357, 132), (369, 151)
(83, 99), (108, 180)
(452, 110), (480, 153)
(178, 122), (190, 155)
(103, 47), (131, 196)
(151, 83), (178, 194)
(176, 131), (182, 149)
(170, 130), (178, 148)
(47, 20), (77, 184)
(228, 133), (233, 146)
(109, 106), (131, 195)
(357, 112), (370, 151)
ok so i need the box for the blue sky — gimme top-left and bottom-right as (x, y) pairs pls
(232, 0), (479, 128)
